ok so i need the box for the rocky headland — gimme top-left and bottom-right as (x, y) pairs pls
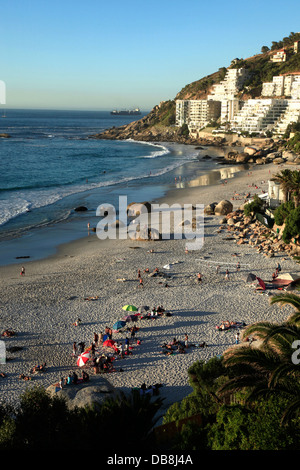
(90, 104), (300, 167)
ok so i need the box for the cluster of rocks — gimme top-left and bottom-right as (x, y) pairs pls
(223, 144), (300, 166)
(203, 198), (299, 257)
(218, 210), (300, 257)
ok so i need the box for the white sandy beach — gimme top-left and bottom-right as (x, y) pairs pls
(0, 161), (299, 416)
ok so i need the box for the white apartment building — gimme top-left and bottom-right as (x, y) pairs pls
(207, 68), (249, 101)
(221, 99), (242, 123)
(262, 74), (300, 98)
(231, 99), (289, 133)
(273, 99), (300, 135)
(175, 99), (221, 129)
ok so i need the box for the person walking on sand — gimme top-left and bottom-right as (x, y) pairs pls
(20, 266), (25, 276)
(138, 278), (144, 288)
(216, 265), (220, 274)
(197, 273), (202, 284)
(236, 262), (240, 272)
(225, 269), (230, 280)
(235, 331), (240, 344)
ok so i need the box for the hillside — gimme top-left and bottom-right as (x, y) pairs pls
(92, 32), (300, 144)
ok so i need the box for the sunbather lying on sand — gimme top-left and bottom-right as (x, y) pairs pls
(216, 321), (246, 330)
(30, 362), (47, 373)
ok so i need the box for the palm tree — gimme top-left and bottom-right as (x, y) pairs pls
(290, 170), (300, 208)
(271, 169), (293, 203)
(218, 292), (300, 423)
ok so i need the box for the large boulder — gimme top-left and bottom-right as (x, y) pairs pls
(204, 202), (218, 214)
(236, 153), (250, 163)
(127, 202), (152, 217)
(214, 200), (233, 215)
(46, 376), (116, 410)
(282, 150), (297, 162)
(244, 146), (258, 155)
(135, 227), (161, 241)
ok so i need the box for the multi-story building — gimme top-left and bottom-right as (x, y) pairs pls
(270, 49), (287, 62)
(231, 99), (289, 133)
(294, 40), (300, 53)
(207, 68), (249, 101)
(175, 99), (221, 129)
(272, 99), (300, 135)
(262, 73), (300, 98)
(221, 99), (242, 123)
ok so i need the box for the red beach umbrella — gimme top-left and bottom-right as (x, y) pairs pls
(123, 314), (138, 322)
(77, 351), (90, 367)
(257, 277), (266, 291)
(103, 339), (116, 348)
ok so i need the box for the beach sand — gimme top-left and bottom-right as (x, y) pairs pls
(0, 161), (299, 416)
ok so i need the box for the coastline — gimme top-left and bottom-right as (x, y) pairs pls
(0, 154), (299, 413)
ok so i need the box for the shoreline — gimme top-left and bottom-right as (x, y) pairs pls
(0, 155), (299, 413)
(0, 141), (243, 268)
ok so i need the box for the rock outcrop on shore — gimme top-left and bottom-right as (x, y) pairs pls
(90, 105), (300, 166)
(90, 104), (227, 147)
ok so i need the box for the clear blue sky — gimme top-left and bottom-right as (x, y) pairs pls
(1, 0), (300, 111)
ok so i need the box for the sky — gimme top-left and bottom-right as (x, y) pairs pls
(1, 0), (300, 111)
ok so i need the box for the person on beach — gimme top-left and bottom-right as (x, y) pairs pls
(20, 266), (25, 276)
(236, 262), (240, 272)
(93, 332), (99, 347)
(184, 334), (189, 348)
(72, 342), (77, 357)
(137, 269), (141, 279)
(197, 273), (202, 284)
(235, 331), (240, 344)
(225, 269), (230, 280)
(138, 278), (144, 288)
(216, 265), (220, 274)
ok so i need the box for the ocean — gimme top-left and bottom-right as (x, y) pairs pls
(0, 109), (237, 265)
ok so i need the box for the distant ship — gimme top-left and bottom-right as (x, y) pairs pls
(111, 108), (141, 116)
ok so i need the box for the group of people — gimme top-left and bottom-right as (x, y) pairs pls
(161, 335), (189, 356)
(140, 305), (169, 320)
(59, 369), (89, 389)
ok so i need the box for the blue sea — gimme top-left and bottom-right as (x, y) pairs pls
(0, 109), (236, 265)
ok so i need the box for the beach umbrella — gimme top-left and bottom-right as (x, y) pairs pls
(123, 314), (138, 322)
(113, 320), (126, 331)
(77, 351), (90, 367)
(138, 305), (150, 313)
(242, 273), (257, 282)
(103, 339), (116, 348)
(122, 305), (138, 311)
(256, 277), (266, 291)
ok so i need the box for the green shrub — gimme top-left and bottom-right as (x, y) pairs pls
(244, 194), (264, 216)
